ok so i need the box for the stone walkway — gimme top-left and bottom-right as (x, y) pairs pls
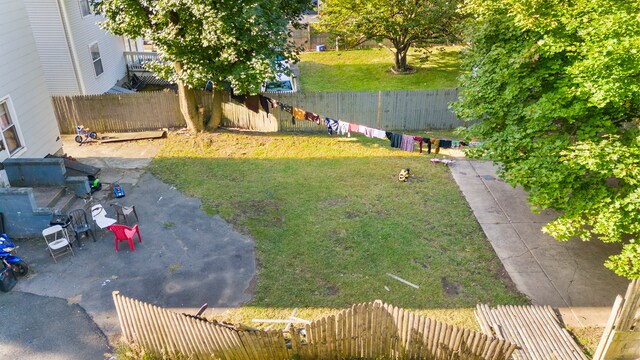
(450, 160), (629, 327)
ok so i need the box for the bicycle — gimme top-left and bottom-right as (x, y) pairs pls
(75, 125), (99, 145)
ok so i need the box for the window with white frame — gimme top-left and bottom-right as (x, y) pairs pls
(79, 0), (92, 17)
(89, 42), (104, 76)
(0, 100), (23, 156)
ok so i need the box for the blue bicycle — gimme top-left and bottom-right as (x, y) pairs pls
(75, 125), (99, 145)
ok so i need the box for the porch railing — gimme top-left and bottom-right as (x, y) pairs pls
(123, 51), (161, 72)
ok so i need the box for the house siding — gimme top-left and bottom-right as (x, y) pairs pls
(24, 0), (127, 95)
(0, 0), (63, 174)
(62, 0), (127, 94)
(23, 0), (79, 95)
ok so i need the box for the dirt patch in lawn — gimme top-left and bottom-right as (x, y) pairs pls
(441, 277), (462, 297)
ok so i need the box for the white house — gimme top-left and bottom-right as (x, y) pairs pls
(0, 0), (63, 186)
(23, 0), (128, 95)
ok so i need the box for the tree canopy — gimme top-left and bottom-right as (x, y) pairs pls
(317, 0), (461, 73)
(93, 0), (310, 130)
(454, 0), (640, 278)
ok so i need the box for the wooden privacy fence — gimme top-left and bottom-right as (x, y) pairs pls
(593, 280), (640, 360)
(268, 90), (462, 132)
(113, 291), (516, 360)
(53, 92), (183, 133)
(52, 90), (461, 134)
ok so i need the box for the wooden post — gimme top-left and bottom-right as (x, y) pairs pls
(377, 91), (382, 129)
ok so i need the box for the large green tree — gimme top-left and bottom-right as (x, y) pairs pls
(93, 0), (309, 131)
(454, 0), (640, 278)
(317, 0), (461, 73)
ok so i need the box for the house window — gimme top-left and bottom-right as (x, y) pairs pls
(89, 42), (104, 76)
(0, 100), (23, 156)
(79, 0), (92, 17)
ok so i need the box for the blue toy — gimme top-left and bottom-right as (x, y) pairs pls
(113, 183), (125, 198)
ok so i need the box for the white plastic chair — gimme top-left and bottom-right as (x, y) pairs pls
(91, 204), (117, 230)
(42, 225), (74, 263)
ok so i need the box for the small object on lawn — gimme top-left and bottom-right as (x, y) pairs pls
(384, 286), (390, 292)
(113, 183), (125, 198)
(398, 168), (410, 182)
(284, 308), (299, 332)
(387, 273), (419, 289)
(289, 316), (311, 325)
(252, 318), (311, 324)
(430, 158), (456, 167)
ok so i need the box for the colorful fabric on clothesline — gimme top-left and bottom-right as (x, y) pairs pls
(414, 136), (423, 153)
(259, 95), (270, 114)
(372, 129), (386, 139)
(325, 118), (339, 135)
(400, 135), (414, 152)
(386, 132), (402, 148)
(305, 111), (321, 124)
(338, 121), (350, 136)
(245, 95), (260, 113)
(293, 107), (306, 120)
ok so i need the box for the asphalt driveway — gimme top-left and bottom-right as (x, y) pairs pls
(1, 137), (257, 357)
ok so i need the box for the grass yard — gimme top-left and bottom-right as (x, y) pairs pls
(297, 46), (463, 92)
(149, 131), (525, 329)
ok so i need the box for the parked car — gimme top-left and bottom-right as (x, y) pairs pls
(262, 60), (297, 93)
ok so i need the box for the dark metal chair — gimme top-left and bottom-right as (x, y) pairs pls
(67, 208), (96, 246)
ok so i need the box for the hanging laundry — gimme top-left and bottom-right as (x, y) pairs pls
(269, 98), (279, 109)
(439, 139), (452, 149)
(385, 132), (402, 148)
(431, 138), (440, 154)
(372, 129), (386, 139)
(279, 103), (292, 113)
(259, 95), (270, 115)
(452, 140), (460, 148)
(357, 125), (367, 134)
(325, 118), (339, 135)
(349, 123), (359, 133)
(293, 107), (305, 120)
(338, 121), (350, 136)
(425, 138), (432, 154)
(245, 95), (260, 113)
(363, 127), (374, 138)
(230, 92), (246, 103)
(413, 136), (424, 153)
(305, 111), (321, 124)
(400, 134), (415, 152)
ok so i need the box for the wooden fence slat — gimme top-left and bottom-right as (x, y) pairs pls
(113, 294), (519, 360)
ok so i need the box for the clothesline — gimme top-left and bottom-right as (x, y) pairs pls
(232, 92), (475, 154)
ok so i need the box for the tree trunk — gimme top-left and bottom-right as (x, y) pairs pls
(207, 89), (223, 130)
(394, 47), (409, 72)
(174, 62), (202, 132)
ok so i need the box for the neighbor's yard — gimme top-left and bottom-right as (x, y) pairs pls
(297, 46), (463, 92)
(150, 131), (525, 328)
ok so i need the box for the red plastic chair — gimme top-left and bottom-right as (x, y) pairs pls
(107, 224), (142, 252)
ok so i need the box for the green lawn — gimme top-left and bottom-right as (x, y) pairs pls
(149, 131), (525, 328)
(297, 46), (463, 92)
